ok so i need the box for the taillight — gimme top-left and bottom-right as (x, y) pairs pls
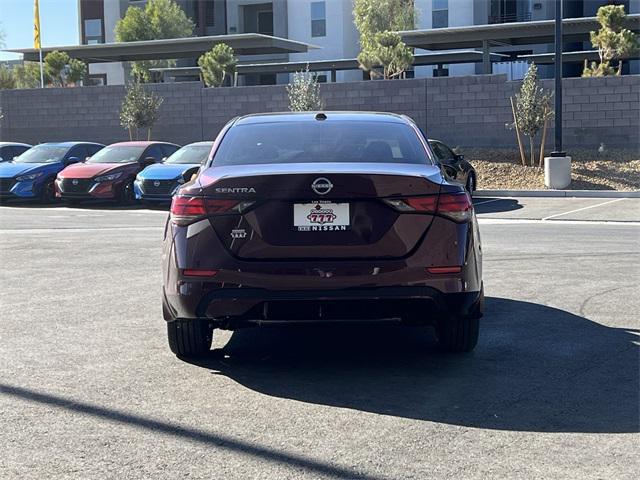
(383, 192), (472, 223)
(182, 269), (218, 277)
(427, 266), (462, 274)
(437, 193), (473, 222)
(170, 196), (254, 226)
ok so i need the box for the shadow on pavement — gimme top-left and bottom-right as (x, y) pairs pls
(473, 198), (523, 214)
(187, 297), (639, 433)
(0, 384), (382, 480)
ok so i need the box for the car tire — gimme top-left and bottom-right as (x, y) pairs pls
(167, 319), (213, 357)
(466, 174), (476, 196)
(437, 313), (479, 353)
(118, 180), (136, 205)
(40, 178), (56, 204)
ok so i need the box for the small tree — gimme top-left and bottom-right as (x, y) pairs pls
(287, 65), (324, 112)
(67, 59), (87, 86)
(13, 62), (47, 89)
(583, 5), (639, 77)
(44, 50), (70, 87)
(120, 82), (164, 140)
(354, 0), (415, 79)
(512, 63), (553, 167)
(0, 64), (16, 89)
(198, 44), (237, 87)
(367, 31), (413, 79)
(115, 0), (194, 82)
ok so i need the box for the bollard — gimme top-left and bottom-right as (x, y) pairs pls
(544, 156), (571, 189)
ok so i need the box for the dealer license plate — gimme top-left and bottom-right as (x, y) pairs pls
(293, 202), (350, 232)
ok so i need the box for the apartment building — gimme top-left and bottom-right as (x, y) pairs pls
(78, 0), (639, 85)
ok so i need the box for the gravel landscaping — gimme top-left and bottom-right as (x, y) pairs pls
(460, 148), (640, 191)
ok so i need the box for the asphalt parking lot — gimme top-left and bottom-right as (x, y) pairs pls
(1, 197), (638, 479)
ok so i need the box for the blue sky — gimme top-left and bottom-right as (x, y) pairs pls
(0, 0), (79, 61)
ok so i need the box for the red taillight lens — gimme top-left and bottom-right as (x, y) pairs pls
(171, 196), (207, 217)
(384, 192), (472, 223)
(182, 269), (218, 277)
(437, 193), (473, 222)
(427, 266), (462, 274)
(405, 196), (439, 212)
(170, 196), (247, 225)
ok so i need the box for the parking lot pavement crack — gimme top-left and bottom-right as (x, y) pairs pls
(577, 285), (638, 318)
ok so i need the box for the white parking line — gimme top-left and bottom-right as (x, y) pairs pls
(541, 198), (626, 221)
(478, 218), (640, 226)
(473, 198), (507, 206)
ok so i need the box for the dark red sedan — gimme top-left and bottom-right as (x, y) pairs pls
(163, 112), (483, 356)
(56, 141), (179, 204)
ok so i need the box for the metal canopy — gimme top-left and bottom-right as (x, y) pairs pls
(518, 49), (636, 65)
(399, 14), (640, 50)
(150, 50), (510, 79)
(6, 34), (317, 63)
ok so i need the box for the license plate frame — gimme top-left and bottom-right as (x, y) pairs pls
(293, 201), (350, 232)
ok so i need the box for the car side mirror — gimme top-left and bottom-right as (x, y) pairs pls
(161, 157), (167, 162)
(140, 156), (157, 167)
(183, 168), (201, 183)
(66, 156), (80, 164)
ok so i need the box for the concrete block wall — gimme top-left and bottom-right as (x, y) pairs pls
(1, 75), (638, 150)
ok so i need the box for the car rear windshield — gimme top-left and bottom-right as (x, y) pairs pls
(87, 146), (146, 164)
(212, 121), (431, 166)
(165, 144), (212, 165)
(13, 146), (68, 163)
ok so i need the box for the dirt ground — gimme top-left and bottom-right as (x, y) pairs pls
(460, 148), (640, 191)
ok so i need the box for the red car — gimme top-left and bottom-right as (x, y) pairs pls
(163, 112), (483, 357)
(56, 141), (179, 204)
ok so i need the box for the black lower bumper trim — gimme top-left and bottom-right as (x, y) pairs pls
(193, 286), (482, 319)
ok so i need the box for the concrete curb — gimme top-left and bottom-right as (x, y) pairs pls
(474, 190), (640, 198)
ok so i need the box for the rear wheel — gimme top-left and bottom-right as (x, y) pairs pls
(437, 313), (479, 353)
(167, 319), (213, 357)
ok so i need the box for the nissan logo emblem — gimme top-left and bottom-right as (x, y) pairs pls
(311, 177), (333, 195)
(72, 179), (79, 185)
(153, 180), (161, 187)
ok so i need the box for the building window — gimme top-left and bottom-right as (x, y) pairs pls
(84, 19), (103, 44)
(205, 1), (215, 27)
(432, 0), (448, 29)
(257, 10), (273, 35)
(311, 2), (326, 37)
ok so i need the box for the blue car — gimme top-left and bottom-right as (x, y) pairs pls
(0, 142), (104, 202)
(134, 141), (213, 202)
(0, 142), (32, 162)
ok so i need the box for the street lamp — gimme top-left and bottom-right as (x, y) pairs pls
(545, 0), (571, 189)
(552, 0), (564, 156)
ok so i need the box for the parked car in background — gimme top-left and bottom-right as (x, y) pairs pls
(163, 112), (483, 357)
(0, 142), (104, 203)
(0, 143), (32, 163)
(428, 140), (477, 194)
(56, 141), (180, 205)
(134, 141), (213, 203)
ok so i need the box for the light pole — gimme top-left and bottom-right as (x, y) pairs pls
(551, 0), (564, 156)
(545, 0), (571, 189)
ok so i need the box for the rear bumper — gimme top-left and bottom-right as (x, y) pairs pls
(163, 284), (483, 326)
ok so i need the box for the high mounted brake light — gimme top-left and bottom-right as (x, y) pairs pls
(170, 196), (254, 226)
(383, 192), (472, 223)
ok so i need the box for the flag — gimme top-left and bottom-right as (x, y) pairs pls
(34, 0), (41, 49)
